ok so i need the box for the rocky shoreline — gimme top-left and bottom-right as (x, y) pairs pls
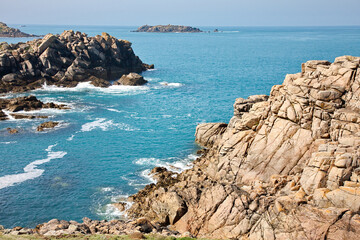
(0, 22), (40, 38)
(122, 56), (360, 239)
(133, 25), (202, 33)
(1, 56), (360, 239)
(0, 30), (153, 93)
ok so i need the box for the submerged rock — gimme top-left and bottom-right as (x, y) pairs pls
(0, 31), (152, 93)
(125, 55), (360, 239)
(7, 128), (19, 134)
(36, 121), (59, 131)
(114, 73), (148, 86)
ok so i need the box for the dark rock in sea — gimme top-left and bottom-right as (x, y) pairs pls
(0, 95), (69, 113)
(133, 25), (202, 33)
(0, 31), (152, 93)
(0, 110), (7, 120)
(10, 113), (48, 119)
(0, 22), (40, 38)
(114, 73), (148, 86)
(7, 128), (19, 134)
(89, 76), (111, 88)
(37, 121), (59, 131)
(214, 29), (219, 32)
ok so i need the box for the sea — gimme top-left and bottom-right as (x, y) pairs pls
(0, 25), (359, 228)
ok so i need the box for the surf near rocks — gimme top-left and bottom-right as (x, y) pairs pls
(0, 95), (69, 121)
(124, 56), (360, 239)
(0, 30), (153, 93)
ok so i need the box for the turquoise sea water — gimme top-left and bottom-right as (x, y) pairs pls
(0, 25), (360, 228)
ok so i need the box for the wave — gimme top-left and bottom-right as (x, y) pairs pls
(67, 134), (75, 141)
(134, 154), (198, 174)
(0, 144), (67, 190)
(34, 82), (149, 95)
(106, 108), (124, 113)
(0, 141), (17, 145)
(159, 82), (183, 87)
(81, 118), (138, 132)
(146, 68), (157, 72)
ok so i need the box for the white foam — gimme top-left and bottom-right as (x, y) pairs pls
(101, 187), (114, 192)
(159, 82), (183, 87)
(146, 68), (157, 72)
(67, 134), (75, 141)
(106, 108), (124, 113)
(0, 141), (17, 145)
(35, 82), (149, 95)
(134, 153), (198, 175)
(81, 118), (138, 132)
(0, 144), (67, 190)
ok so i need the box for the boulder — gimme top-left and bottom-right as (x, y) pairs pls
(37, 121), (59, 131)
(114, 73), (148, 86)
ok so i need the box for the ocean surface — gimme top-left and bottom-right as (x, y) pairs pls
(0, 25), (360, 228)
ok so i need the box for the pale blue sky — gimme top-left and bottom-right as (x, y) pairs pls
(2, 0), (360, 26)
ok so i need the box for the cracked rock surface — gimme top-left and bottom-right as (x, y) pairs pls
(126, 56), (360, 239)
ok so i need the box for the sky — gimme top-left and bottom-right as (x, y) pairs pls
(2, 0), (360, 26)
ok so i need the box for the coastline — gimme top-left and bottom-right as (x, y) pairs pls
(1, 56), (360, 239)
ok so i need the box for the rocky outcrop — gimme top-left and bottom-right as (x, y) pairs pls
(114, 73), (148, 86)
(0, 22), (40, 38)
(1, 217), (183, 237)
(0, 95), (69, 120)
(36, 121), (59, 131)
(133, 25), (202, 33)
(125, 56), (360, 239)
(0, 31), (152, 93)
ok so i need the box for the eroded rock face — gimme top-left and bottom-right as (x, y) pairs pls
(126, 56), (360, 239)
(0, 31), (151, 93)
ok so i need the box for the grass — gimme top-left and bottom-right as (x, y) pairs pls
(0, 234), (214, 240)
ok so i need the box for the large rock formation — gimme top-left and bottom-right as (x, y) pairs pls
(126, 56), (360, 239)
(0, 31), (152, 93)
(0, 22), (40, 38)
(133, 25), (202, 33)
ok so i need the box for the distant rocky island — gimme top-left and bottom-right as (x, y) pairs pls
(0, 30), (153, 93)
(133, 25), (202, 33)
(0, 22), (40, 37)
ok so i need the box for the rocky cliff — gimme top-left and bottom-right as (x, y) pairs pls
(0, 22), (39, 38)
(126, 56), (360, 239)
(133, 25), (202, 33)
(0, 31), (152, 93)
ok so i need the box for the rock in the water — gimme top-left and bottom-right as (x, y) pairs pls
(89, 76), (111, 88)
(7, 128), (19, 134)
(37, 121), (59, 131)
(125, 56), (360, 239)
(0, 110), (7, 120)
(133, 25), (202, 33)
(114, 73), (148, 86)
(0, 30), (152, 93)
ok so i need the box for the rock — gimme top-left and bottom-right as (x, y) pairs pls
(133, 25), (202, 33)
(89, 76), (111, 88)
(0, 110), (7, 120)
(0, 22), (40, 37)
(129, 232), (145, 239)
(7, 128), (19, 134)
(112, 202), (127, 211)
(37, 121), (59, 131)
(0, 95), (68, 122)
(114, 73), (148, 86)
(0, 30), (152, 93)
(125, 56), (360, 239)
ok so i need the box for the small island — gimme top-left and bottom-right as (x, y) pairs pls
(133, 24), (202, 33)
(0, 22), (40, 37)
